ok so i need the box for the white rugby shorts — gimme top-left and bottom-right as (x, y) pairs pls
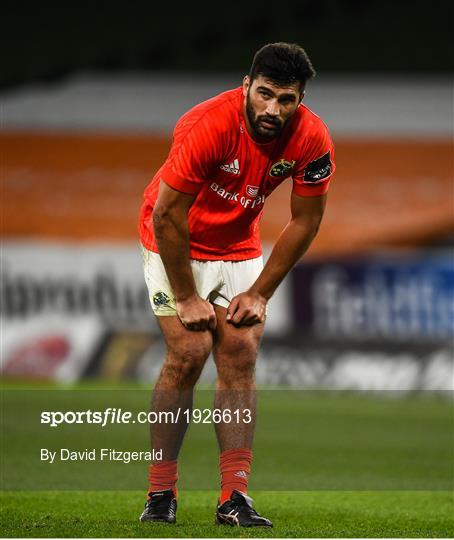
(142, 247), (263, 316)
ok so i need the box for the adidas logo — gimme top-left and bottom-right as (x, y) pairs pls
(220, 158), (240, 175)
(234, 470), (247, 478)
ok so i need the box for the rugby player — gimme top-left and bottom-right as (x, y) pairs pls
(138, 42), (335, 527)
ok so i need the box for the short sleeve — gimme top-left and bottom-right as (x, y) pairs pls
(292, 122), (336, 197)
(160, 112), (221, 195)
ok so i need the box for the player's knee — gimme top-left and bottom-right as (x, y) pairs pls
(232, 355), (256, 380)
(220, 334), (258, 361)
(216, 336), (257, 383)
(166, 339), (211, 386)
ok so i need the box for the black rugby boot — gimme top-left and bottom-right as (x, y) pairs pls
(139, 489), (177, 523)
(215, 490), (272, 527)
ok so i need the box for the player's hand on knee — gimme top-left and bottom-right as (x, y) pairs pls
(176, 295), (217, 331)
(227, 291), (267, 326)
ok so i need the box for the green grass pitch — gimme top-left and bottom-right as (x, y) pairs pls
(1, 490), (453, 537)
(1, 385), (453, 537)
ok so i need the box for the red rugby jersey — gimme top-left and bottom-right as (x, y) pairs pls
(139, 87), (335, 261)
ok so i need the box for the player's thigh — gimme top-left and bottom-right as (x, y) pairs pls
(212, 305), (264, 362)
(157, 315), (213, 362)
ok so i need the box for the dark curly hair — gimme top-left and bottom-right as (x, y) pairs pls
(249, 42), (316, 89)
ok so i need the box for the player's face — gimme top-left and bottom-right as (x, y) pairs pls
(243, 75), (303, 141)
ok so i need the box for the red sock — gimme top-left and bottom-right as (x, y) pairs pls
(219, 448), (252, 503)
(147, 460), (178, 498)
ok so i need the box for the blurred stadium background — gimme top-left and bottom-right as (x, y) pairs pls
(1, 1), (453, 392)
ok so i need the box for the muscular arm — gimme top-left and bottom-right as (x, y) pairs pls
(228, 193), (326, 325)
(252, 193), (326, 298)
(153, 181), (196, 300)
(153, 181), (216, 330)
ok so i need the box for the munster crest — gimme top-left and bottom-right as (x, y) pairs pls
(269, 159), (296, 178)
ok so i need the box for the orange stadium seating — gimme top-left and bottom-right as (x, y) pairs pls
(2, 132), (452, 255)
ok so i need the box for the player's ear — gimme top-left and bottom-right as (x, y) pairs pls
(242, 76), (250, 97)
(299, 89), (305, 103)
